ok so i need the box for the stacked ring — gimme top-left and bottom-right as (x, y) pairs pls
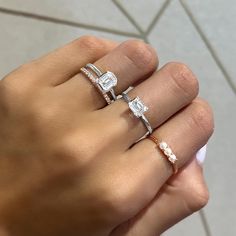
(122, 92), (153, 135)
(80, 63), (117, 104)
(148, 135), (178, 174)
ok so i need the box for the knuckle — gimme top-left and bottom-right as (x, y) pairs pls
(0, 76), (27, 108)
(166, 62), (199, 101)
(195, 187), (209, 209)
(56, 132), (95, 167)
(76, 35), (104, 52)
(122, 40), (158, 71)
(0, 74), (14, 88)
(186, 184), (209, 212)
(191, 99), (214, 138)
(35, 105), (56, 123)
(17, 62), (35, 73)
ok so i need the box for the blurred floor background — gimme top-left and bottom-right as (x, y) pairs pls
(0, 0), (235, 235)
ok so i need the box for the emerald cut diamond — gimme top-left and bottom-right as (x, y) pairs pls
(97, 71), (117, 92)
(129, 97), (148, 118)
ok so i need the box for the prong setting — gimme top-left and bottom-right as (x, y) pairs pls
(97, 71), (117, 93)
(128, 97), (148, 118)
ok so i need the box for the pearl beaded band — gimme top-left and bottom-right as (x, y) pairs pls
(148, 135), (178, 174)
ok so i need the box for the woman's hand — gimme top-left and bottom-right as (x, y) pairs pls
(0, 36), (214, 236)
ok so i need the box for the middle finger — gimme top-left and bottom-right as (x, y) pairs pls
(98, 62), (199, 150)
(60, 40), (158, 111)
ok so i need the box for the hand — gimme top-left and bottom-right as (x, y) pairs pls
(0, 36), (214, 236)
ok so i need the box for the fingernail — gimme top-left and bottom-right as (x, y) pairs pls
(196, 145), (207, 165)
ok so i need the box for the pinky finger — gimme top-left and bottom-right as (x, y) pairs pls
(110, 158), (209, 236)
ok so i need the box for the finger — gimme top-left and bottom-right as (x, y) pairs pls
(59, 40), (158, 110)
(110, 158), (209, 236)
(12, 36), (118, 86)
(96, 99), (213, 225)
(99, 62), (199, 149)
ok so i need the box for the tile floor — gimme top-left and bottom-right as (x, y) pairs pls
(0, 0), (235, 235)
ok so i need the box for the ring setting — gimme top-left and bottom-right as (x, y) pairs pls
(80, 63), (117, 104)
(122, 92), (152, 135)
(96, 71), (117, 93)
(128, 96), (148, 118)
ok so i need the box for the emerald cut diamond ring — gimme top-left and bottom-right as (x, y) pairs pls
(122, 92), (152, 135)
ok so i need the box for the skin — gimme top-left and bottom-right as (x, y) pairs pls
(0, 36), (214, 236)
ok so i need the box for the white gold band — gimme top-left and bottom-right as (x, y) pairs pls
(122, 92), (153, 135)
(86, 63), (103, 77)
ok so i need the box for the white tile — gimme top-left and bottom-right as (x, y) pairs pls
(163, 213), (206, 236)
(0, 0), (138, 33)
(149, 1), (236, 235)
(0, 13), (129, 79)
(118, 0), (166, 31)
(185, 0), (236, 88)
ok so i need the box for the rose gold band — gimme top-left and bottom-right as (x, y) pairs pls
(148, 135), (178, 174)
(80, 67), (112, 104)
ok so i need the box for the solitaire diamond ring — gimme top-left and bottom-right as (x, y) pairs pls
(85, 63), (117, 102)
(122, 92), (153, 135)
(80, 63), (117, 104)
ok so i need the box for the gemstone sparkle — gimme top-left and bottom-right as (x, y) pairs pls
(129, 97), (148, 118)
(97, 71), (117, 92)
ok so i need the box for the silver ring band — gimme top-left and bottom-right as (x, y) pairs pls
(86, 63), (103, 77)
(140, 115), (153, 134)
(122, 92), (153, 135)
(85, 63), (117, 102)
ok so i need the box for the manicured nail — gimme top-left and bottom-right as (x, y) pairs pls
(196, 145), (207, 165)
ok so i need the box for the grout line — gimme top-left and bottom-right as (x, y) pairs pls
(112, 0), (170, 43)
(179, 0), (236, 95)
(199, 210), (212, 236)
(0, 7), (142, 39)
(112, 0), (148, 43)
(112, 0), (145, 36)
(145, 0), (171, 36)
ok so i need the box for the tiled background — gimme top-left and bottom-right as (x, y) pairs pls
(0, 0), (235, 235)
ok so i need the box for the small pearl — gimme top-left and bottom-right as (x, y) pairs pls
(159, 142), (168, 150)
(164, 148), (172, 156)
(169, 154), (177, 163)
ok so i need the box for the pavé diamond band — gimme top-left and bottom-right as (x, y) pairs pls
(122, 92), (153, 135)
(80, 67), (112, 104)
(148, 135), (178, 174)
(81, 63), (117, 104)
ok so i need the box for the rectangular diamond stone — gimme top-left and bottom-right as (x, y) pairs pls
(98, 71), (117, 92)
(129, 97), (148, 117)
